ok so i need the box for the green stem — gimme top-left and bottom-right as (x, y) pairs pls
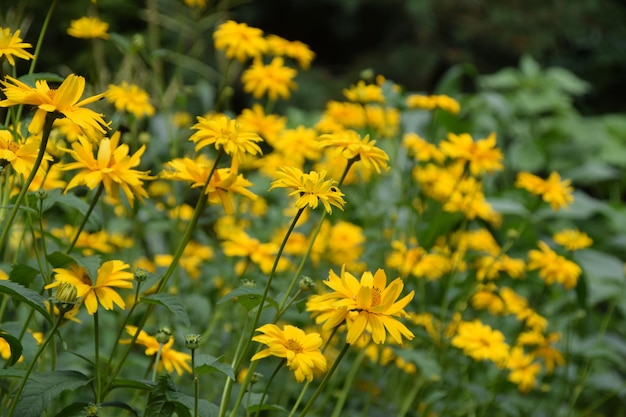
(6, 311), (65, 417)
(28, 0), (58, 75)
(296, 343), (351, 417)
(152, 343), (164, 382)
(106, 282), (142, 372)
(396, 374), (422, 417)
(254, 359), (286, 417)
(66, 182), (104, 254)
(218, 313), (250, 417)
(330, 347), (366, 417)
(287, 381), (311, 417)
(192, 348), (199, 417)
(93, 311), (101, 404)
(0, 113), (56, 254)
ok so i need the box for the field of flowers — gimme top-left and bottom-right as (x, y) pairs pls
(1, 1), (626, 417)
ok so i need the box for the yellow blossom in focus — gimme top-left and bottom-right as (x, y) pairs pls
(515, 171), (574, 211)
(553, 229), (593, 251)
(318, 130), (390, 174)
(105, 82), (155, 118)
(214, 20), (268, 63)
(528, 241), (581, 289)
(190, 114), (263, 161)
(241, 57), (297, 100)
(0, 27), (34, 65)
(67, 16), (110, 40)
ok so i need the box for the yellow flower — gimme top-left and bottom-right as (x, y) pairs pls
(183, 0), (207, 8)
(474, 254), (525, 281)
(241, 57), (297, 100)
(552, 229), (593, 251)
(190, 114), (262, 160)
(515, 171), (574, 210)
(0, 27), (34, 66)
(272, 126), (321, 164)
(343, 80), (385, 103)
(266, 35), (315, 69)
(471, 283), (505, 315)
(402, 132), (445, 163)
(221, 230), (290, 274)
(316, 101), (366, 132)
(105, 82), (155, 118)
(325, 221), (365, 268)
(61, 132), (152, 207)
(251, 324), (327, 383)
(269, 166), (345, 214)
(237, 104), (286, 145)
(45, 261), (133, 315)
(440, 132), (503, 175)
(122, 326), (192, 375)
(213, 20), (267, 63)
(527, 241), (581, 289)
(309, 267), (415, 344)
(406, 94), (460, 114)
(451, 319), (510, 364)
(318, 130), (390, 174)
(0, 74), (108, 138)
(506, 346), (541, 392)
(531, 332), (565, 375)
(0, 130), (52, 177)
(67, 16), (110, 40)
(161, 156), (257, 214)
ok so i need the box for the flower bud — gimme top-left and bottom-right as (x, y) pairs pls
(134, 267), (148, 282)
(36, 189), (48, 200)
(156, 327), (172, 344)
(185, 334), (201, 350)
(299, 276), (315, 292)
(84, 403), (100, 417)
(55, 283), (78, 313)
(242, 279), (256, 288)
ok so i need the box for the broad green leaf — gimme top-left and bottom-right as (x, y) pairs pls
(109, 378), (155, 392)
(508, 139), (546, 172)
(546, 67), (590, 95)
(574, 249), (624, 305)
(145, 375), (177, 417)
(46, 251), (77, 269)
(194, 354), (235, 381)
(0, 330), (23, 366)
(13, 370), (90, 417)
(168, 394), (218, 417)
(46, 252), (101, 280)
(0, 280), (52, 324)
(9, 264), (40, 287)
(18, 72), (64, 86)
(41, 189), (102, 227)
(487, 197), (529, 217)
(141, 294), (191, 327)
(217, 286), (278, 311)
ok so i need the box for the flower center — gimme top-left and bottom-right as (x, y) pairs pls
(285, 339), (303, 353)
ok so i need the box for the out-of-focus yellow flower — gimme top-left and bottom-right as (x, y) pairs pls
(440, 132), (503, 176)
(515, 171), (574, 211)
(241, 57), (297, 100)
(527, 241), (581, 289)
(319, 130), (390, 175)
(122, 326), (192, 375)
(237, 104), (286, 146)
(214, 20), (267, 63)
(343, 80), (385, 103)
(105, 82), (155, 118)
(406, 94), (460, 114)
(67, 16), (110, 40)
(552, 229), (593, 251)
(266, 34), (315, 69)
(0, 27), (34, 66)
(451, 319), (509, 364)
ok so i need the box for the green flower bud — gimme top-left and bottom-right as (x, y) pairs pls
(36, 189), (48, 200)
(185, 334), (201, 350)
(156, 327), (172, 344)
(299, 276), (315, 292)
(55, 282), (78, 313)
(250, 372), (263, 385)
(84, 403), (100, 417)
(134, 267), (148, 282)
(242, 279), (256, 288)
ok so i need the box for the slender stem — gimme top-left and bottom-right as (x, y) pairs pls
(152, 343), (164, 382)
(0, 113), (56, 253)
(6, 311), (65, 417)
(107, 282), (142, 372)
(66, 182), (104, 253)
(287, 381), (310, 417)
(296, 343), (351, 417)
(93, 311), (101, 404)
(254, 359), (286, 417)
(192, 348), (199, 417)
(217, 313), (250, 417)
(397, 376), (422, 417)
(28, 0), (58, 75)
(330, 347), (365, 417)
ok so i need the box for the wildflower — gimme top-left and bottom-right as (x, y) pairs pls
(241, 57), (297, 100)
(451, 319), (509, 364)
(318, 130), (390, 174)
(61, 132), (152, 207)
(123, 326), (192, 375)
(251, 324), (327, 383)
(266, 35), (315, 69)
(406, 94), (460, 114)
(272, 126), (321, 164)
(183, 0), (206, 8)
(471, 283), (505, 315)
(269, 166), (345, 214)
(531, 332), (565, 374)
(440, 132), (503, 175)
(309, 267), (414, 344)
(474, 254), (525, 281)
(67, 16), (110, 39)
(0, 130), (52, 177)
(0, 27), (34, 66)
(0, 74), (108, 137)
(190, 114), (262, 160)
(364, 105), (400, 138)
(506, 346), (541, 392)
(45, 261), (134, 315)
(343, 80), (385, 103)
(325, 221), (365, 268)
(316, 101), (366, 132)
(237, 104), (286, 145)
(402, 132), (445, 163)
(213, 20), (267, 63)
(553, 229), (593, 251)
(221, 230), (290, 274)
(105, 82), (155, 118)
(515, 171), (574, 210)
(527, 241), (581, 289)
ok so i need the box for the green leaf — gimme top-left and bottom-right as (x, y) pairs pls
(394, 349), (442, 380)
(46, 251), (77, 269)
(217, 285), (278, 311)
(109, 378), (155, 392)
(18, 72), (65, 87)
(140, 294), (191, 327)
(195, 354), (235, 381)
(574, 249), (624, 305)
(46, 252), (101, 280)
(487, 197), (529, 217)
(41, 189), (102, 227)
(13, 370), (90, 417)
(53, 402), (91, 417)
(145, 375), (177, 417)
(9, 264), (41, 287)
(0, 330), (23, 367)
(168, 394), (219, 417)
(508, 139), (546, 172)
(0, 280), (52, 324)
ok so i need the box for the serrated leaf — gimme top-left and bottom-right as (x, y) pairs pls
(9, 264), (41, 287)
(145, 375), (177, 417)
(46, 251), (77, 269)
(46, 252), (101, 280)
(13, 370), (90, 417)
(0, 280), (52, 324)
(0, 330), (23, 366)
(46, 191), (102, 227)
(195, 354), (235, 381)
(140, 294), (191, 327)
(217, 286), (278, 311)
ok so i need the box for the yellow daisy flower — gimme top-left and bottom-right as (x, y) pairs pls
(0, 27), (34, 66)
(0, 74), (109, 138)
(451, 319), (510, 364)
(440, 132), (503, 175)
(318, 130), (390, 174)
(0, 130), (52, 177)
(527, 241), (581, 289)
(269, 166), (345, 214)
(552, 229), (593, 251)
(213, 20), (267, 63)
(45, 260), (134, 315)
(241, 57), (297, 100)
(61, 132), (153, 207)
(189, 114), (262, 160)
(251, 324), (327, 383)
(266, 34), (315, 69)
(506, 346), (542, 393)
(105, 82), (155, 118)
(515, 171), (574, 210)
(122, 326), (192, 375)
(67, 16), (110, 40)
(237, 104), (286, 145)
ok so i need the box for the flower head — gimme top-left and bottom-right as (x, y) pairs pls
(0, 74), (109, 138)
(105, 82), (155, 118)
(318, 130), (390, 174)
(0, 27), (34, 66)
(241, 57), (297, 100)
(266, 35), (315, 69)
(0, 130), (52, 177)
(343, 80), (385, 103)
(552, 229), (593, 251)
(308, 267), (415, 344)
(527, 241), (581, 289)
(451, 319), (510, 364)
(269, 166), (345, 214)
(251, 324), (327, 382)
(61, 132), (152, 207)
(123, 326), (192, 375)
(67, 17), (110, 40)
(45, 260), (134, 315)
(515, 171), (574, 210)
(189, 114), (262, 160)
(213, 20), (267, 63)
(440, 132), (503, 175)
